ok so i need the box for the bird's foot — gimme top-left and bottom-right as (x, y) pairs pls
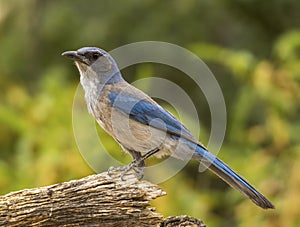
(120, 159), (145, 180)
(108, 148), (160, 181)
(107, 160), (144, 180)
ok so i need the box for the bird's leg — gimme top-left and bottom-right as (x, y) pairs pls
(140, 147), (160, 161)
(107, 150), (143, 177)
(129, 150), (145, 168)
(120, 148), (160, 180)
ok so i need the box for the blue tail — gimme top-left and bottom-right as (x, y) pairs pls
(193, 143), (274, 209)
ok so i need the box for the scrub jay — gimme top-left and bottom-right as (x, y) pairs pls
(62, 47), (274, 209)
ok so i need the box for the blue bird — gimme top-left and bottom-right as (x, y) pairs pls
(62, 47), (274, 209)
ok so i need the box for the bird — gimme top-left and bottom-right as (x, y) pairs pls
(62, 46), (274, 209)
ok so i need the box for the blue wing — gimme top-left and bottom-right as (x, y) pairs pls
(108, 92), (194, 140)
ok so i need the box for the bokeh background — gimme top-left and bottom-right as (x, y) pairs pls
(1, 0), (300, 226)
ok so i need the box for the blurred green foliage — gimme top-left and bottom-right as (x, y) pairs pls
(0, 0), (300, 226)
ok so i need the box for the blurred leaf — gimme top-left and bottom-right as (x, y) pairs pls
(274, 30), (300, 61)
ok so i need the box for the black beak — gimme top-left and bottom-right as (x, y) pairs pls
(62, 51), (87, 64)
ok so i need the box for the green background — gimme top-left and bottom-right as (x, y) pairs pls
(1, 0), (300, 226)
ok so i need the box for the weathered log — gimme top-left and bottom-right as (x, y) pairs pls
(0, 169), (205, 226)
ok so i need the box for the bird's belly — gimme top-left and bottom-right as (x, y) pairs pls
(108, 112), (195, 160)
(94, 105), (195, 160)
(113, 116), (168, 153)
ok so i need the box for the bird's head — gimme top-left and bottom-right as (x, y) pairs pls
(62, 47), (124, 85)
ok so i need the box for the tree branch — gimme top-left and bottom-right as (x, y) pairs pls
(0, 169), (205, 226)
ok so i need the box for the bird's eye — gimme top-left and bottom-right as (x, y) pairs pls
(91, 52), (101, 61)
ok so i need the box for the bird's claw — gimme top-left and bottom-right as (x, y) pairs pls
(107, 148), (159, 180)
(107, 160), (144, 181)
(120, 162), (144, 180)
